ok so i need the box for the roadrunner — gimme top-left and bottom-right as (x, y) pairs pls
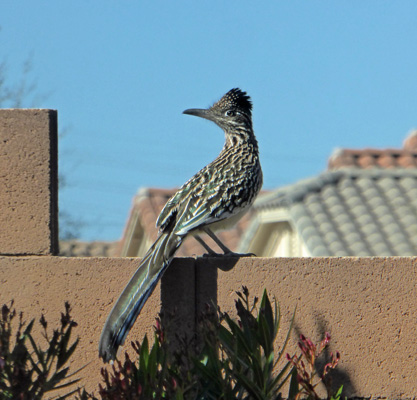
(99, 88), (263, 362)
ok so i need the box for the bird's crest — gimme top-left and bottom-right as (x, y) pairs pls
(212, 88), (252, 115)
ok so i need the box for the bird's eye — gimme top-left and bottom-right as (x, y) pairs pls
(225, 110), (235, 117)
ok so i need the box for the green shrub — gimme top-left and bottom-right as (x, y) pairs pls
(194, 287), (294, 399)
(1, 289), (343, 399)
(81, 287), (342, 399)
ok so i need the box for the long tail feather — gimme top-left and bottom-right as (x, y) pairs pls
(99, 230), (182, 362)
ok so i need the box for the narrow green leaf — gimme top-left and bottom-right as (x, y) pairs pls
(258, 315), (272, 356)
(287, 367), (300, 400)
(251, 355), (265, 388)
(233, 369), (264, 400)
(275, 306), (296, 366)
(263, 351), (275, 385)
(139, 334), (149, 371)
(194, 360), (221, 384)
(273, 298), (280, 338)
(218, 323), (233, 345)
(331, 385), (344, 400)
(259, 289), (274, 338)
(148, 342), (158, 380)
(269, 361), (292, 393)
(222, 316), (252, 358)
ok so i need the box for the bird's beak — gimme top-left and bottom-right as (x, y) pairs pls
(183, 108), (213, 121)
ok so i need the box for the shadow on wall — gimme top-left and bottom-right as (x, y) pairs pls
(293, 314), (358, 398)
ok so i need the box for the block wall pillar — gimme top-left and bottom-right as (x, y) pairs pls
(0, 109), (58, 255)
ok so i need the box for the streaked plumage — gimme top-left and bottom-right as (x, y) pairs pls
(99, 88), (262, 362)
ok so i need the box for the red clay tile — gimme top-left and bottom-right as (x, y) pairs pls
(398, 155), (416, 168)
(328, 131), (417, 170)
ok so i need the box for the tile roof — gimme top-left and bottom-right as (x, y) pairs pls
(328, 130), (417, 170)
(254, 168), (417, 256)
(59, 240), (119, 257)
(118, 187), (254, 257)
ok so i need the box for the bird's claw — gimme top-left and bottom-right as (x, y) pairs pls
(201, 252), (223, 258)
(225, 252), (256, 257)
(201, 251), (256, 258)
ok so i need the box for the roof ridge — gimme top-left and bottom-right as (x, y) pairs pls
(255, 168), (417, 209)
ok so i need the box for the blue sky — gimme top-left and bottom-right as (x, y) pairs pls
(2, 2), (417, 241)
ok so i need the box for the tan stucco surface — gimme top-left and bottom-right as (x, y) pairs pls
(213, 256), (417, 398)
(1, 256), (416, 398)
(0, 256), (160, 394)
(0, 109), (58, 255)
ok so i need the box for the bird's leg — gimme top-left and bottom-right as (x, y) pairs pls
(194, 235), (220, 256)
(203, 227), (256, 257)
(203, 227), (233, 254)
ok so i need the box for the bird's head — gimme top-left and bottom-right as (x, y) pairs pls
(183, 88), (253, 133)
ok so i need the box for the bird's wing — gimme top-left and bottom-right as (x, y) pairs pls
(156, 176), (200, 230)
(173, 183), (231, 236)
(158, 154), (250, 236)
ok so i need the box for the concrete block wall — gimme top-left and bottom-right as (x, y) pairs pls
(0, 256), (199, 394)
(0, 109), (58, 255)
(0, 109), (416, 398)
(212, 256), (417, 398)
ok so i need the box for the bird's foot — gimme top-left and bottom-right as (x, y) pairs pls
(201, 251), (223, 258)
(201, 251), (256, 258)
(224, 251), (256, 257)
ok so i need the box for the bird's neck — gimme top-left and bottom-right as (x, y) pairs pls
(224, 126), (258, 150)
